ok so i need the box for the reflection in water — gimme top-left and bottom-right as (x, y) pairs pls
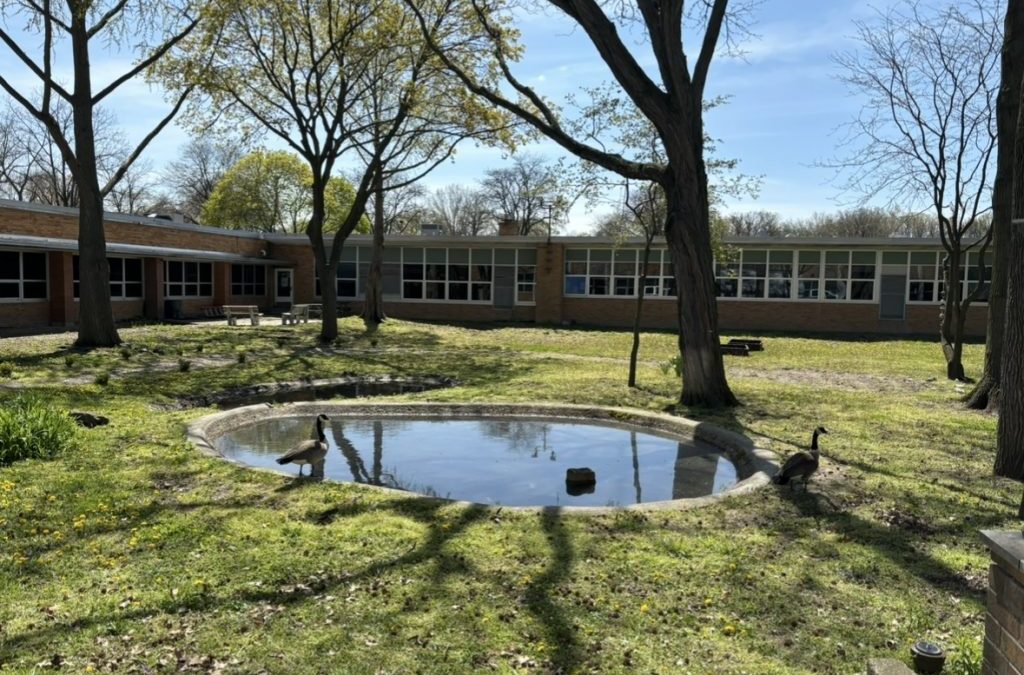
(216, 417), (740, 507)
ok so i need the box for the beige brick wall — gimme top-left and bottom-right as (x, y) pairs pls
(983, 536), (1024, 675)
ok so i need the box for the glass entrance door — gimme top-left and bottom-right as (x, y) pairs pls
(275, 269), (293, 304)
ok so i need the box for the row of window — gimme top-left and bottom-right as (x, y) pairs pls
(564, 248), (677, 298)
(73, 256), (144, 299)
(316, 247), (538, 305)
(562, 248), (991, 304)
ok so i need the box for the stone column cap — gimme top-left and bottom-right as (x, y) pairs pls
(980, 529), (1024, 572)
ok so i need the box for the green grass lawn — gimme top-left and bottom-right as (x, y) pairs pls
(0, 319), (1016, 674)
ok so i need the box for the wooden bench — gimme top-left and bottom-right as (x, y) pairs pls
(727, 338), (764, 352)
(222, 305), (261, 326)
(720, 343), (751, 356)
(283, 304), (313, 325)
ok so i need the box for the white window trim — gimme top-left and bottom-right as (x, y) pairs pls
(0, 249), (48, 303)
(564, 248), (677, 300)
(73, 255), (144, 302)
(164, 260), (214, 299)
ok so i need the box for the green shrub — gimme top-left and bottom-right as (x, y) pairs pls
(195, 344), (204, 353)
(94, 372), (110, 386)
(0, 396), (78, 466)
(659, 354), (683, 377)
(237, 352), (247, 364)
(64, 355), (76, 368)
(120, 347), (132, 361)
(946, 635), (982, 675)
(0, 362), (12, 378)
(179, 359), (191, 372)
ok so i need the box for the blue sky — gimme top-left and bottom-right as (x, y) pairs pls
(0, 0), (901, 233)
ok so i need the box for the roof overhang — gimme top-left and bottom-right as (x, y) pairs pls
(0, 233), (293, 266)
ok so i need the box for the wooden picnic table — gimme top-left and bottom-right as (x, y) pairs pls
(282, 303), (322, 325)
(222, 305), (261, 326)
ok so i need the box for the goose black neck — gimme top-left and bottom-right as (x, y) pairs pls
(315, 417), (327, 442)
(811, 430), (821, 452)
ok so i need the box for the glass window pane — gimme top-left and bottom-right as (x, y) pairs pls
(850, 281), (874, 300)
(740, 263), (766, 278)
(426, 248), (446, 264)
(449, 248), (469, 264)
(614, 262), (636, 276)
(825, 251), (848, 265)
(589, 261), (611, 276)
(0, 281), (18, 298)
(716, 262), (740, 278)
(768, 263), (792, 279)
(851, 251), (876, 265)
(798, 250), (820, 265)
(798, 280), (819, 299)
(450, 264), (470, 282)
(403, 264), (423, 280)
(588, 277), (609, 295)
(471, 284), (491, 301)
(425, 282), (446, 299)
(517, 248), (537, 265)
(910, 252), (936, 265)
(768, 250), (792, 263)
(0, 251), (19, 280)
(22, 253), (46, 280)
(741, 279), (765, 298)
(565, 277), (585, 294)
(565, 249), (587, 262)
(798, 264), (820, 279)
(21, 280), (46, 298)
(769, 280), (791, 298)
(403, 281), (422, 298)
(589, 249), (612, 262)
(882, 251), (907, 265)
(825, 280), (847, 300)
(404, 248), (423, 263)
(449, 283), (468, 300)
(494, 249), (516, 265)
(851, 264), (875, 280)
(614, 277), (635, 296)
(743, 250), (767, 263)
(472, 265), (492, 282)
(716, 279), (738, 297)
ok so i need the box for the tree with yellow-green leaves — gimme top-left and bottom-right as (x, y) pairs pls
(157, 0), (513, 342)
(201, 149), (368, 234)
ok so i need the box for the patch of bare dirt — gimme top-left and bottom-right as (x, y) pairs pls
(727, 366), (934, 393)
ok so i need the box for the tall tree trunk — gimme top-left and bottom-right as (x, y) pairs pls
(628, 237), (654, 388)
(664, 175), (737, 408)
(308, 182), (340, 343)
(969, 0), (1024, 411)
(995, 63), (1024, 481)
(70, 16), (119, 348)
(941, 251), (967, 381)
(361, 170), (386, 331)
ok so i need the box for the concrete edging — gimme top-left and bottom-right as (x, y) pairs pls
(186, 401), (779, 515)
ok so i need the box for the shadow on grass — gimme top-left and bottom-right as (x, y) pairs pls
(2, 491), (585, 674)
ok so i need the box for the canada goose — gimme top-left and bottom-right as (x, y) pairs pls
(772, 426), (829, 490)
(276, 414), (330, 476)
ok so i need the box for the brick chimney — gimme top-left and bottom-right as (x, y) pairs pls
(498, 218), (519, 236)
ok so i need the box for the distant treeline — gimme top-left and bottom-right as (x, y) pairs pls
(719, 207), (991, 239)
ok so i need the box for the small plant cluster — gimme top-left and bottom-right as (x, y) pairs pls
(94, 372), (110, 386)
(0, 395), (78, 466)
(658, 354), (684, 377)
(179, 359), (191, 372)
(0, 362), (12, 378)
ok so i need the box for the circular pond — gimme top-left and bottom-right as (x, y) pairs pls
(189, 403), (777, 511)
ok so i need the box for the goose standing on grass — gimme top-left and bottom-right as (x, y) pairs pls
(773, 426), (829, 491)
(276, 413), (330, 476)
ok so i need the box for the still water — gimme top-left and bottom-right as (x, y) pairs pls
(215, 416), (740, 507)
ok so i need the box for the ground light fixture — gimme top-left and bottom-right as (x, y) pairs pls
(909, 640), (945, 674)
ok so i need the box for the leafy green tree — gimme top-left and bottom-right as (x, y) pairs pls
(201, 150), (368, 233)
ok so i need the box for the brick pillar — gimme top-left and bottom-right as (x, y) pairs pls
(47, 252), (74, 326)
(143, 258), (164, 320)
(980, 530), (1024, 675)
(534, 242), (564, 324)
(213, 262), (230, 307)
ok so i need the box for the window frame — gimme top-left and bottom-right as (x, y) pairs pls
(0, 249), (48, 303)
(163, 260), (214, 299)
(73, 255), (144, 301)
(230, 263), (267, 298)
